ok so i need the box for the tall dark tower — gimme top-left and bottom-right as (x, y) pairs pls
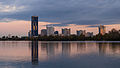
(31, 16), (38, 37)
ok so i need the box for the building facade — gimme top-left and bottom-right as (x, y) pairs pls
(62, 28), (71, 36)
(31, 16), (38, 37)
(85, 32), (93, 37)
(99, 25), (106, 35)
(41, 29), (47, 36)
(77, 30), (86, 36)
(46, 25), (54, 36)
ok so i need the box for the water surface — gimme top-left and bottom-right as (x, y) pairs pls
(0, 41), (120, 68)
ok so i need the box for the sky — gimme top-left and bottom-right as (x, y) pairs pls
(0, 0), (120, 36)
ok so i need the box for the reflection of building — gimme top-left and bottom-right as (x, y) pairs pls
(77, 43), (86, 51)
(62, 28), (71, 36)
(62, 43), (71, 55)
(70, 43), (78, 56)
(98, 43), (120, 55)
(40, 43), (49, 61)
(30, 41), (120, 63)
(30, 41), (120, 62)
(31, 16), (38, 37)
(98, 25), (106, 35)
(39, 42), (62, 61)
(98, 43), (108, 55)
(46, 26), (54, 36)
(31, 41), (38, 64)
(48, 43), (56, 56)
(77, 30), (86, 36)
(41, 29), (47, 36)
(109, 43), (120, 54)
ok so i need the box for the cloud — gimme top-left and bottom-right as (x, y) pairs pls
(0, 2), (25, 13)
(0, 0), (120, 25)
(0, 5), (25, 13)
(0, 18), (17, 22)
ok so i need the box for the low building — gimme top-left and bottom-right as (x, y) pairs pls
(77, 30), (86, 36)
(62, 28), (71, 36)
(85, 32), (93, 37)
(41, 29), (47, 36)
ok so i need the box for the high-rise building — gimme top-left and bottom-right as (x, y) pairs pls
(99, 25), (106, 35)
(46, 25), (54, 36)
(77, 30), (86, 36)
(31, 16), (38, 37)
(41, 29), (47, 36)
(62, 28), (71, 36)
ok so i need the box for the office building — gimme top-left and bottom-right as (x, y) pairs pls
(46, 25), (54, 36)
(85, 32), (93, 37)
(41, 29), (47, 36)
(99, 25), (106, 35)
(31, 16), (38, 37)
(62, 28), (71, 36)
(77, 30), (86, 36)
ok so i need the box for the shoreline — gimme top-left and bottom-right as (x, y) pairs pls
(0, 40), (120, 42)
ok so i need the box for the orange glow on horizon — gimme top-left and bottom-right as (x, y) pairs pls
(0, 20), (120, 36)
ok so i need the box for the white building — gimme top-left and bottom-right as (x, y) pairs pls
(62, 28), (71, 36)
(46, 25), (54, 36)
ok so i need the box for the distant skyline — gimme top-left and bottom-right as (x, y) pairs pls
(0, 20), (119, 36)
(0, 0), (120, 36)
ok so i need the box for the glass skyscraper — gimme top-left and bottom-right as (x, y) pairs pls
(99, 25), (106, 35)
(31, 16), (38, 36)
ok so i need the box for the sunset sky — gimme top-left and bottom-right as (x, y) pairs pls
(0, 0), (120, 36)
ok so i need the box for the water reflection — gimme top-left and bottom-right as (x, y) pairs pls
(28, 41), (120, 63)
(98, 43), (108, 55)
(37, 42), (120, 60)
(62, 43), (71, 56)
(1, 41), (120, 68)
(98, 43), (120, 56)
(31, 41), (38, 65)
